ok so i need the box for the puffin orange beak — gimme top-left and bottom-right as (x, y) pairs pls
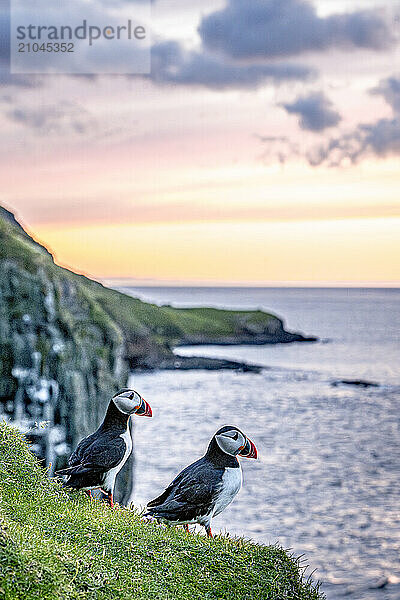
(136, 398), (153, 417)
(238, 438), (257, 459)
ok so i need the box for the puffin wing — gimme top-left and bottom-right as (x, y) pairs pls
(57, 435), (126, 476)
(147, 466), (189, 507)
(147, 458), (222, 522)
(67, 431), (98, 468)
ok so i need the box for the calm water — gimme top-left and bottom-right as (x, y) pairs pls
(121, 287), (400, 600)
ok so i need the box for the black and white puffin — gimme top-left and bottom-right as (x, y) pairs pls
(145, 425), (257, 537)
(57, 388), (152, 507)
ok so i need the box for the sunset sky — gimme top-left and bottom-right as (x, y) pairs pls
(1, 0), (400, 285)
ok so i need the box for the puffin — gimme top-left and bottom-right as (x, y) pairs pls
(145, 425), (257, 537)
(57, 388), (152, 507)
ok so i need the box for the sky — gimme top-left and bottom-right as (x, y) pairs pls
(1, 0), (400, 286)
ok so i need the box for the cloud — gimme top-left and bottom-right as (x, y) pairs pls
(308, 118), (400, 165)
(199, 0), (394, 60)
(256, 134), (301, 165)
(282, 92), (341, 131)
(371, 75), (400, 113)
(150, 41), (314, 90)
(308, 76), (400, 165)
(5, 101), (96, 134)
(18, 196), (400, 228)
(1, 0), (312, 90)
(0, 71), (40, 88)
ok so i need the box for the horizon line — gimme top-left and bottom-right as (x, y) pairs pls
(101, 278), (400, 289)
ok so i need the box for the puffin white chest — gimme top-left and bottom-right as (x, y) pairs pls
(213, 466), (242, 517)
(103, 427), (132, 492)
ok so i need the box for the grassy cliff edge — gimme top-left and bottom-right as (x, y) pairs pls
(0, 423), (323, 600)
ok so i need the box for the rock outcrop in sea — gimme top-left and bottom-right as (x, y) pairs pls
(0, 205), (316, 501)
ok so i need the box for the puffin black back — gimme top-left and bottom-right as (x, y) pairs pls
(57, 389), (152, 507)
(145, 426), (257, 537)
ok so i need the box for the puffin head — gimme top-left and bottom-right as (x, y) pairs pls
(214, 425), (257, 459)
(112, 388), (152, 417)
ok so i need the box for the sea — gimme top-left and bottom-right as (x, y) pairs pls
(119, 287), (400, 600)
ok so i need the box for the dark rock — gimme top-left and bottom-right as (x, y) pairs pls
(176, 331), (318, 347)
(369, 576), (389, 589)
(157, 355), (262, 373)
(331, 379), (380, 388)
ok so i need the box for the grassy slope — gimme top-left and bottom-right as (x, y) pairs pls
(92, 286), (277, 343)
(0, 209), (279, 354)
(0, 424), (324, 600)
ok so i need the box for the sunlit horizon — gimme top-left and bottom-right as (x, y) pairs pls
(22, 213), (399, 287)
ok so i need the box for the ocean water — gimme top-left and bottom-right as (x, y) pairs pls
(121, 287), (400, 600)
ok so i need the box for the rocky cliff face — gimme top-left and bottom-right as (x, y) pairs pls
(0, 207), (135, 500)
(0, 206), (315, 502)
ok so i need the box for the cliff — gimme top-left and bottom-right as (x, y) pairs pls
(0, 205), (315, 500)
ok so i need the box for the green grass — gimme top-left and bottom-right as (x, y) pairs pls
(0, 423), (324, 600)
(88, 284), (278, 344)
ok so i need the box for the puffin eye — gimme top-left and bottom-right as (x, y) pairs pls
(129, 393), (135, 400)
(223, 431), (239, 440)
